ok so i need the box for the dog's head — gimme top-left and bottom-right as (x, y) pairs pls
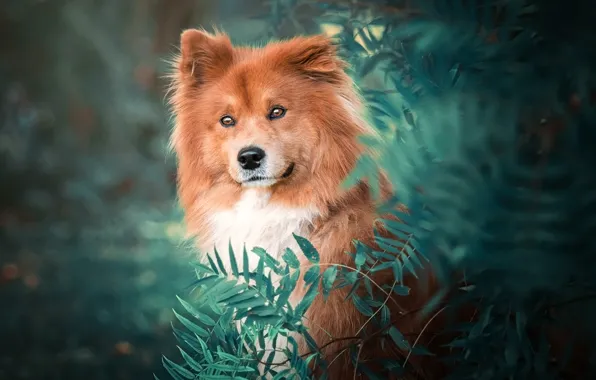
(170, 29), (368, 207)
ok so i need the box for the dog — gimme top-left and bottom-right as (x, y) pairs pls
(168, 29), (442, 379)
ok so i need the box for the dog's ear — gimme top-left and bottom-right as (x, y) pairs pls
(178, 29), (234, 84)
(278, 35), (346, 81)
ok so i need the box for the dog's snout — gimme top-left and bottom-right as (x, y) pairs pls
(237, 147), (266, 171)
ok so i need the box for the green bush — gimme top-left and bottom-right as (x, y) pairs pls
(160, 1), (596, 379)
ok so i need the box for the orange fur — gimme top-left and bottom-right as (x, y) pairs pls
(169, 29), (444, 379)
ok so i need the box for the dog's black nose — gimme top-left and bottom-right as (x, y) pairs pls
(237, 147), (266, 170)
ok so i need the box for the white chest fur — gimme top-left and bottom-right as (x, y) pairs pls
(203, 189), (318, 275)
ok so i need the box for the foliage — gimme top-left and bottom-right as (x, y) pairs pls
(162, 0), (596, 379)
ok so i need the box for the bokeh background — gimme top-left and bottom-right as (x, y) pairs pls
(0, 1), (344, 379)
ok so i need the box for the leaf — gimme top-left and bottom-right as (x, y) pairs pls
(173, 309), (209, 338)
(293, 234), (320, 263)
(400, 254), (418, 279)
(219, 288), (258, 304)
(213, 247), (228, 276)
(242, 245), (250, 283)
(272, 369), (294, 380)
(469, 305), (493, 339)
(193, 275), (221, 289)
(228, 295), (266, 310)
(247, 314), (283, 326)
(208, 363), (255, 373)
(228, 240), (239, 277)
(162, 356), (194, 379)
(202, 278), (236, 300)
(370, 261), (394, 273)
(392, 285), (411, 296)
(176, 295), (216, 326)
(215, 350), (241, 363)
(172, 325), (202, 355)
(322, 265), (338, 300)
(380, 304), (390, 327)
(304, 265), (320, 285)
(352, 295), (374, 317)
(411, 345), (435, 356)
(252, 246), (282, 274)
(295, 281), (319, 317)
(190, 262), (215, 275)
(282, 248), (300, 269)
(354, 244), (367, 269)
(207, 254), (219, 274)
(216, 282), (248, 303)
(392, 261), (403, 284)
(388, 326), (410, 351)
(177, 346), (203, 372)
(256, 257), (265, 290)
(363, 277), (374, 298)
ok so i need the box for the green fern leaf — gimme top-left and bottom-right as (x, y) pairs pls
(256, 257), (265, 290)
(213, 247), (228, 276)
(228, 296), (266, 310)
(193, 274), (221, 289)
(352, 294), (374, 317)
(228, 240), (239, 277)
(207, 254), (219, 274)
(242, 246), (250, 283)
(176, 295), (216, 326)
(295, 281), (319, 317)
(253, 247), (282, 274)
(391, 261), (403, 284)
(173, 309), (209, 338)
(177, 346), (203, 372)
(388, 326), (410, 351)
(216, 283), (248, 303)
(282, 248), (300, 269)
(293, 234), (320, 263)
(322, 265), (338, 300)
(190, 262), (215, 275)
(162, 356), (194, 380)
(303, 265), (320, 285)
(219, 288), (258, 304)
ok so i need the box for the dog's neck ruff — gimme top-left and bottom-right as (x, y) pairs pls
(204, 189), (319, 274)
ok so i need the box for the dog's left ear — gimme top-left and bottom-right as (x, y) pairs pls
(280, 35), (345, 81)
(178, 29), (234, 85)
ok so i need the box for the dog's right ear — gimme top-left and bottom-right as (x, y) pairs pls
(178, 29), (234, 85)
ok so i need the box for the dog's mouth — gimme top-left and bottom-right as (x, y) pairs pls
(243, 163), (295, 184)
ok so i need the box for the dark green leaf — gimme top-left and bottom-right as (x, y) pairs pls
(177, 346), (202, 372)
(219, 288), (258, 304)
(322, 265), (338, 299)
(162, 356), (194, 379)
(176, 295), (216, 326)
(206, 254), (219, 275)
(242, 246), (250, 283)
(352, 294), (374, 317)
(228, 240), (239, 277)
(282, 248), (300, 269)
(388, 326), (410, 351)
(213, 247), (227, 276)
(252, 246), (282, 274)
(392, 285), (411, 296)
(172, 309), (209, 338)
(304, 265), (320, 285)
(293, 234), (320, 263)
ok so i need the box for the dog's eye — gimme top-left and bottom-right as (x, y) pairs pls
(220, 115), (236, 127)
(268, 106), (286, 120)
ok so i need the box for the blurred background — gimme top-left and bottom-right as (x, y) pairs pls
(0, 1), (346, 379)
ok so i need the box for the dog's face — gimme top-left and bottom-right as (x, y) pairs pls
(193, 63), (318, 188)
(171, 30), (365, 198)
